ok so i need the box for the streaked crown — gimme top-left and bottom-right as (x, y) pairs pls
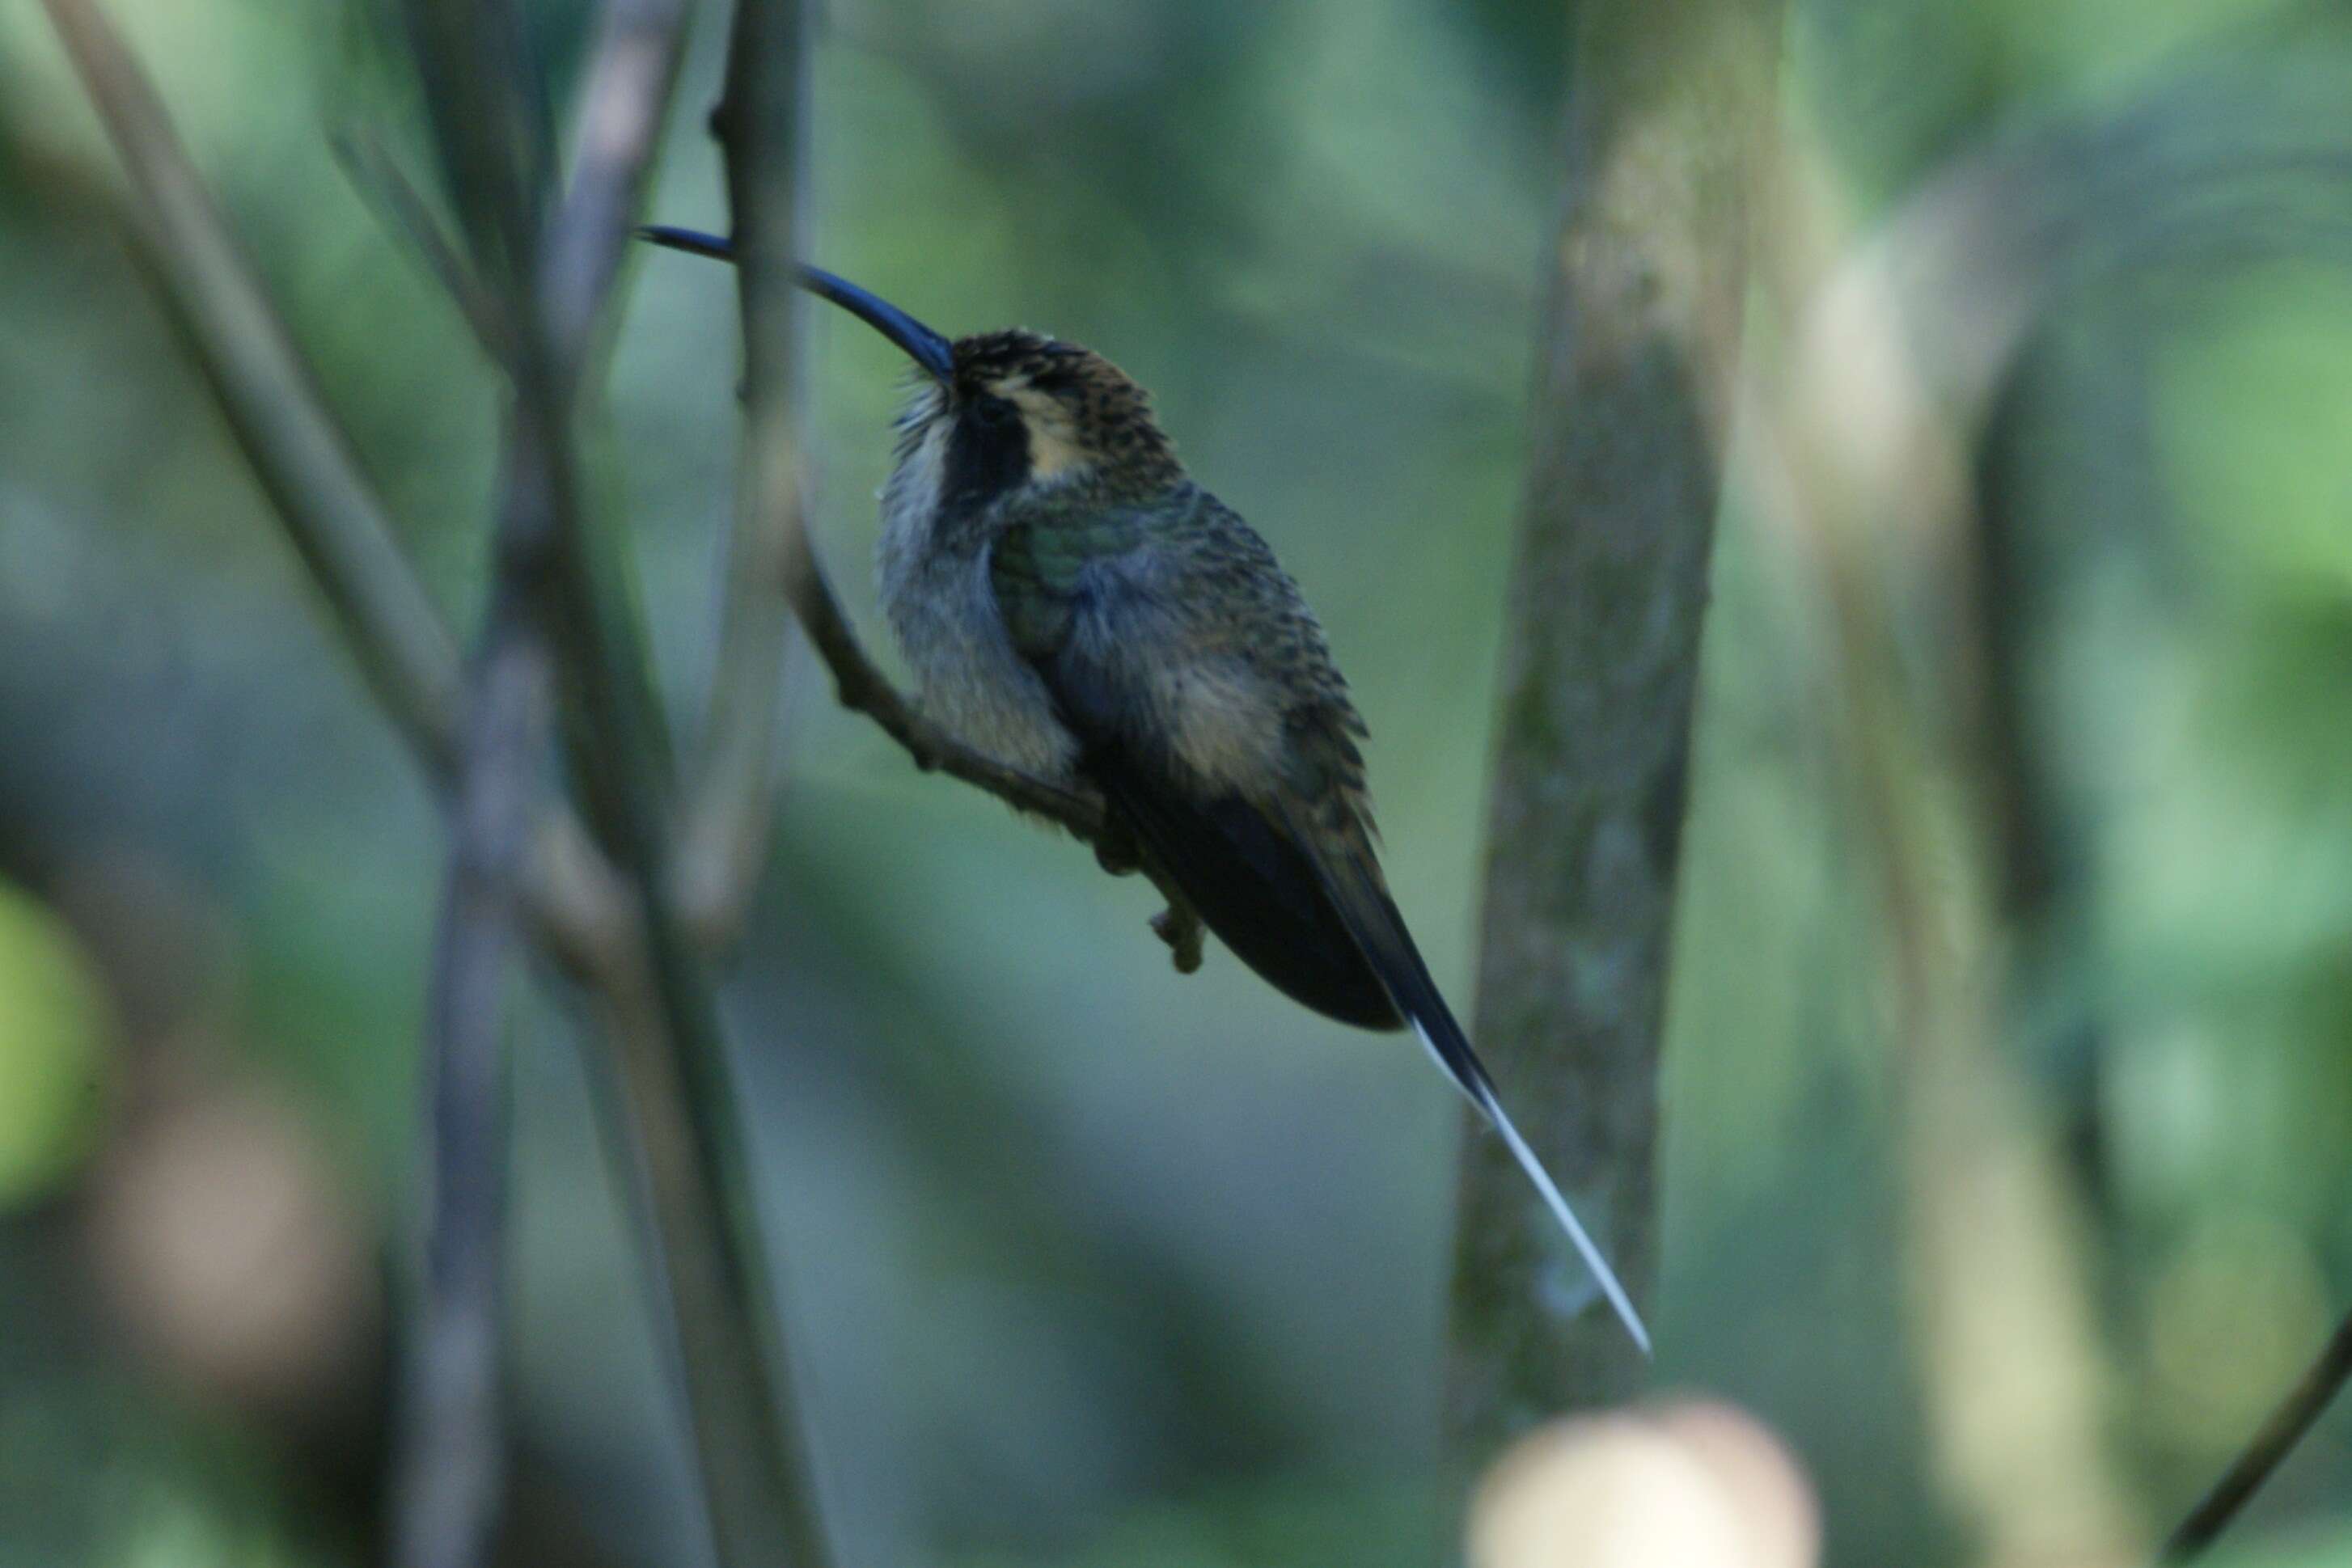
(894, 330), (1182, 513)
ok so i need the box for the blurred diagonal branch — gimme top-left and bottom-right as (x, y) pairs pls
(2163, 1299), (2352, 1561)
(400, 0), (548, 298)
(1445, 0), (1786, 1452)
(544, 0), (692, 359)
(332, 128), (510, 361)
(36, 0), (637, 983)
(399, 0), (835, 1563)
(43, 0), (838, 1564)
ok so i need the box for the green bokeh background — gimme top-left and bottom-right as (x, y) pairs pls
(5, 0), (2352, 1563)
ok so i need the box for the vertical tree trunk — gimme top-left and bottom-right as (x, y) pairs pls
(1444, 0), (1785, 1453)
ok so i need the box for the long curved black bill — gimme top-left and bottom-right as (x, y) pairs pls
(637, 226), (955, 382)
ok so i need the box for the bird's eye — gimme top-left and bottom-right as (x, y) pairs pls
(974, 396), (1017, 429)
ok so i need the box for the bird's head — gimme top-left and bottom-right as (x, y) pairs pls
(638, 227), (1182, 518)
(899, 329), (1181, 518)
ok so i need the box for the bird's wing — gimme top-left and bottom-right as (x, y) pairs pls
(992, 500), (1400, 1028)
(993, 494), (1650, 1353)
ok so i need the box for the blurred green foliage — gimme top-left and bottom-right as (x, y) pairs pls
(0, 879), (112, 1208)
(6, 0), (2352, 1564)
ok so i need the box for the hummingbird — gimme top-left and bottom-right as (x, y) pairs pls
(642, 226), (1649, 1355)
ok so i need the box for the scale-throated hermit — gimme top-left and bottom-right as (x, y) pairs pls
(644, 225), (1648, 1354)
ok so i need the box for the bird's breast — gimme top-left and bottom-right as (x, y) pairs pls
(877, 509), (1080, 784)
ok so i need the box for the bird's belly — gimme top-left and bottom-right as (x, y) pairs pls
(879, 544), (1080, 783)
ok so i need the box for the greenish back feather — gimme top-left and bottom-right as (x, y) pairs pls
(991, 480), (1376, 838)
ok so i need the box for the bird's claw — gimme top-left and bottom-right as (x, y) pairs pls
(1152, 902), (1204, 974)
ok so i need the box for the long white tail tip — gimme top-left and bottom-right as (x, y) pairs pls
(1415, 1021), (1653, 1357)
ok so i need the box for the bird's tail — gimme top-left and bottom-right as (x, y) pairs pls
(1409, 1015), (1652, 1357)
(1280, 802), (1652, 1356)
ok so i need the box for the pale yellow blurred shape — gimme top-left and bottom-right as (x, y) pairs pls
(1651, 1402), (1824, 1568)
(87, 1082), (375, 1411)
(1906, 1053), (2144, 1568)
(1467, 1400), (1820, 1568)
(2147, 1208), (2332, 1448)
(0, 877), (116, 1209)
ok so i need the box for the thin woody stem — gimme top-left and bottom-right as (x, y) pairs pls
(393, 580), (556, 1568)
(785, 523), (1206, 971)
(332, 128), (510, 362)
(417, 0), (831, 1557)
(44, 0), (828, 1562)
(673, 0), (810, 945)
(2161, 1301), (2352, 1562)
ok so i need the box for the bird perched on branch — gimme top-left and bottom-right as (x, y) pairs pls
(642, 226), (1648, 1355)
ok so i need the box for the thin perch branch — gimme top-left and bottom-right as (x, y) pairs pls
(2161, 1300), (2352, 1562)
(775, 439), (1205, 973)
(792, 558), (1102, 830)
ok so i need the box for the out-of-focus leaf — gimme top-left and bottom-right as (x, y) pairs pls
(2155, 260), (2352, 605)
(0, 878), (114, 1210)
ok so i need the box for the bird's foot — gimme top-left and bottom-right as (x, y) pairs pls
(1150, 898), (1205, 974)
